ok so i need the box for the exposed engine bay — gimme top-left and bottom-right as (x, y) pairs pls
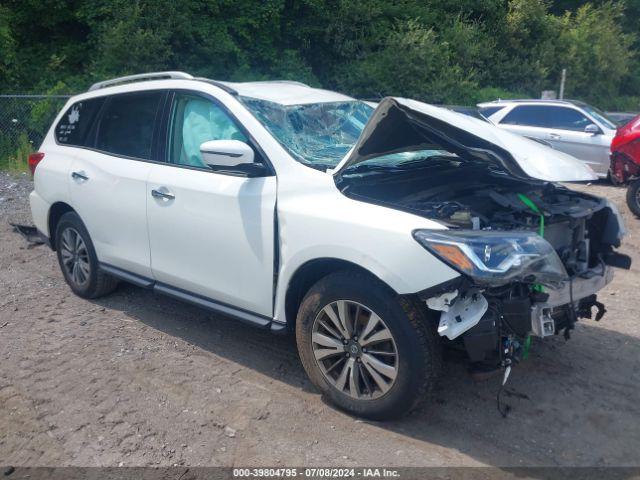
(338, 158), (630, 371)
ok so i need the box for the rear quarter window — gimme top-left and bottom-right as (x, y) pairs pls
(55, 97), (105, 146)
(478, 106), (506, 118)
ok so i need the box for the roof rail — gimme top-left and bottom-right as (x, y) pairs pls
(192, 78), (238, 95)
(88, 71), (194, 91)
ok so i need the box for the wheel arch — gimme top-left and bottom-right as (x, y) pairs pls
(48, 202), (76, 250)
(283, 258), (395, 332)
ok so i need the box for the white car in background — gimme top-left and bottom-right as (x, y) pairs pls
(478, 99), (618, 177)
(28, 72), (628, 419)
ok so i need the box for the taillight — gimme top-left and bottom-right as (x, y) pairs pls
(28, 152), (45, 176)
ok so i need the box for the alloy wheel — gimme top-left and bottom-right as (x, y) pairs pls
(60, 227), (91, 288)
(311, 300), (399, 400)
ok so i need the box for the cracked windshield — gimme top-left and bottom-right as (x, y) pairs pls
(239, 97), (373, 169)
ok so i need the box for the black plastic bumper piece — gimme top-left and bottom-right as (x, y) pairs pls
(604, 251), (632, 270)
(463, 309), (500, 363)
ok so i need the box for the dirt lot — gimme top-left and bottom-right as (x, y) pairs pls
(1, 171), (639, 468)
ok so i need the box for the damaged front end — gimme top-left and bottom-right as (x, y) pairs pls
(413, 194), (629, 370)
(335, 97), (631, 367)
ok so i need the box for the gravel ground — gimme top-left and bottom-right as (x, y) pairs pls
(1, 171), (639, 468)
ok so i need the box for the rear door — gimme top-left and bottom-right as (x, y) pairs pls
(146, 90), (277, 317)
(68, 90), (165, 278)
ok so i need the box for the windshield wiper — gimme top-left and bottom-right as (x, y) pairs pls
(304, 162), (336, 172)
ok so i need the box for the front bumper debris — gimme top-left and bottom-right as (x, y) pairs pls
(530, 266), (614, 337)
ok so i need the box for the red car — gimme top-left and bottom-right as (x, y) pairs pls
(610, 114), (640, 215)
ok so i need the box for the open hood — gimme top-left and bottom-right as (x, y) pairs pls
(333, 97), (597, 182)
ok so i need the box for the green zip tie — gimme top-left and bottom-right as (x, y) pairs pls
(522, 335), (531, 360)
(517, 193), (545, 293)
(517, 193), (545, 237)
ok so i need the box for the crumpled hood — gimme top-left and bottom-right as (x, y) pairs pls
(333, 97), (598, 182)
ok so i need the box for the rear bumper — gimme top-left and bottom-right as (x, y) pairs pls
(531, 266), (613, 337)
(29, 190), (50, 238)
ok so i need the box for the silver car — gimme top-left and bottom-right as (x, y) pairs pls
(478, 99), (618, 177)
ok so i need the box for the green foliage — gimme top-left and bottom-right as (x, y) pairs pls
(0, 133), (32, 173)
(471, 86), (532, 104)
(0, 0), (639, 110)
(0, 5), (17, 86)
(557, 2), (636, 107)
(334, 19), (477, 104)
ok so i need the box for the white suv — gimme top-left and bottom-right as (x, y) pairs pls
(478, 99), (618, 177)
(30, 72), (629, 419)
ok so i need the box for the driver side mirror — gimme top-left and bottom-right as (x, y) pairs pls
(199, 140), (268, 177)
(584, 124), (600, 135)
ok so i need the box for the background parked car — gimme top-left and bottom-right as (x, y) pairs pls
(607, 111), (639, 126)
(478, 99), (618, 178)
(610, 114), (640, 215)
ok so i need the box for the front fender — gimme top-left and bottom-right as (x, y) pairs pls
(272, 237), (460, 325)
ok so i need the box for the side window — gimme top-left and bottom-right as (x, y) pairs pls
(95, 91), (163, 159)
(500, 105), (553, 128)
(500, 105), (593, 132)
(55, 97), (105, 146)
(548, 107), (591, 131)
(168, 93), (247, 168)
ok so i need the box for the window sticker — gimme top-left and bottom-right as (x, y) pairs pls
(68, 106), (80, 124)
(55, 98), (104, 146)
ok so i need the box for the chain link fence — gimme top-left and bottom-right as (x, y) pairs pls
(0, 95), (71, 171)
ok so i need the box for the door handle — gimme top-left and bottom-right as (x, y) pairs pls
(151, 188), (175, 201)
(548, 133), (561, 140)
(71, 171), (89, 181)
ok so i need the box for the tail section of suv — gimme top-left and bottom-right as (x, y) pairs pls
(30, 72), (629, 419)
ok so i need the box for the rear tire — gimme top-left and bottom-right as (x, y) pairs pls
(55, 212), (118, 299)
(295, 270), (441, 420)
(626, 178), (640, 217)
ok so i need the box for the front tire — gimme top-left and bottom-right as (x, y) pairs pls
(626, 178), (640, 217)
(295, 270), (441, 420)
(55, 212), (118, 299)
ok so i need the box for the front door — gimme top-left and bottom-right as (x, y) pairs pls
(146, 91), (277, 317)
(545, 128), (611, 175)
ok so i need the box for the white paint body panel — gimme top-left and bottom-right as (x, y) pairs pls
(271, 165), (460, 323)
(68, 149), (153, 277)
(29, 146), (73, 236)
(146, 165), (277, 316)
(29, 100), (76, 237)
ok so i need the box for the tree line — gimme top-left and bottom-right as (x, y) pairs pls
(1, 0), (639, 109)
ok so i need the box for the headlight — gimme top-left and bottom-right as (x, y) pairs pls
(413, 229), (567, 287)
